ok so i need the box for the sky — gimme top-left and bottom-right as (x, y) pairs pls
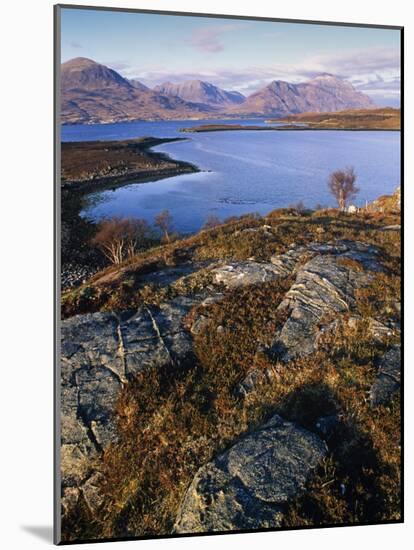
(60, 7), (401, 106)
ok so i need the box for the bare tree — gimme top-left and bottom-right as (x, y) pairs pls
(91, 217), (150, 264)
(328, 167), (359, 211)
(154, 209), (173, 243)
(203, 214), (221, 230)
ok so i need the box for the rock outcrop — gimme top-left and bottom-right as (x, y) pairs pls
(370, 345), (401, 406)
(211, 261), (287, 289)
(60, 237), (400, 527)
(174, 414), (327, 533)
(268, 241), (383, 361)
(60, 297), (197, 512)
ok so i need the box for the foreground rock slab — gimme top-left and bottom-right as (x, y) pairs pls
(60, 297), (197, 513)
(174, 414), (326, 533)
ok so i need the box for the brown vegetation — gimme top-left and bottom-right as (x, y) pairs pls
(91, 217), (152, 264)
(274, 107), (400, 130)
(62, 201), (400, 319)
(61, 194), (401, 541)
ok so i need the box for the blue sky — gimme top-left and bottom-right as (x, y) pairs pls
(61, 7), (401, 106)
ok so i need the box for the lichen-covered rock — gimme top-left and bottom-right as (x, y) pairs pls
(211, 261), (287, 289)
(370, 345), (401, 406)
(60, 297), (197, 514)
(174, 414), (326, 533)
(268, 242), (382, 361)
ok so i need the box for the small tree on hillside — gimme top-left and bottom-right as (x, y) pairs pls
(328, 167), (359, 211)
(91, 217), (150, 264)
(154, 209), (173, 243)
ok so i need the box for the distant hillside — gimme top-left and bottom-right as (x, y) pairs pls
(273, 107), (400, 129)
(61, 59), (376, 124)
(154, 80), (245, 107)
(61, 57), (213, 124)
(230, 74), (374, 117)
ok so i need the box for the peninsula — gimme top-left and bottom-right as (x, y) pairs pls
(61, 137), (198, 193)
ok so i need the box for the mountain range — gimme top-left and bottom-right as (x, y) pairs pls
(61, 57), (375, 124)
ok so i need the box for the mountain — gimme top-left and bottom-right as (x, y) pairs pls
(129, 79), (150, 92)
(61, 59), (375, 123)
(230, 74), (374, 117)
(154, 80), (245, 107)
(60, 58), (213, 124)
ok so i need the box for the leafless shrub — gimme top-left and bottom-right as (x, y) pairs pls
(154, 209), (174, 243)
(328, 167), (359, 211)
(91, 217), (151, 264)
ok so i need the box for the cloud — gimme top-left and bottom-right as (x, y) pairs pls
(70, 41), (82, 49)
(118, 46), (400, 105)
(353, 75), (400, 106)
(106, 61), (130, 71)
(189, 23), (243, 53)
(306, 47), (400, 77)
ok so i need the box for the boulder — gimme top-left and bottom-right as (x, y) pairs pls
(370, 345), (401, 406)
(174, 414), (326, 533)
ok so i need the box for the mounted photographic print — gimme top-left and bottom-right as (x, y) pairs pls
(54, 4), (403, 544)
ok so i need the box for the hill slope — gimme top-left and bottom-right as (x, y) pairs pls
(60, 196), (401, 542)
(154, 80), (245, 107)
(61, 57), (213, 124)
(231, 74), (374, 117)
(273, 107), (400, 129)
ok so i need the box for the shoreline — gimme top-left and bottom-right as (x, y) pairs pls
(61, 138), (201, 194)
(61, 136), (203, 288)
(180, 124), (400, 133)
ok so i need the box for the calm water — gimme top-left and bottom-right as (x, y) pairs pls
(62, 120), (400, 234)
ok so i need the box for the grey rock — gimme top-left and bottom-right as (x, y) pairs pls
(174, 414), (326, 533)
(82, 472), (106, 513)
(380, 225), (401, 232)
(191, 314), (210, 335)
(370, 345), (401, 406)
(268, 242), (382, 361)
(60, 297), (196, 505)
(137, 262), (207, 288)
(211, 261), (287, 289)
(236, 366), (279, 397)
(201, 293), (225, 306)
(269, 247), (305, 277)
